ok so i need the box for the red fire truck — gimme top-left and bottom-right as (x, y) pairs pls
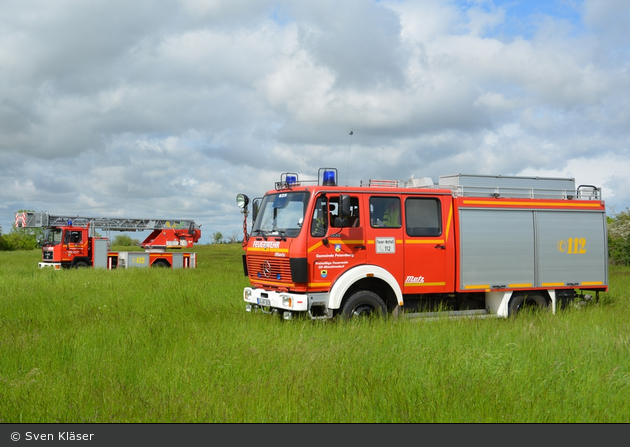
(15, 212), (201, 269)
(236, 168), (607, 319)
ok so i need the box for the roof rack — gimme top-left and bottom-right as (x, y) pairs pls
(360, 179), (401, 188)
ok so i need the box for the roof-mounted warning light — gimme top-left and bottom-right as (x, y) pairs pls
(274, 168), (339, 190)
(276, 172), (300, 190)
(68, 220), (73, 226)
(319, 168), (338, 186)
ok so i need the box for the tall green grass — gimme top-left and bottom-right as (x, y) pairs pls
(1, 246), (629, 422)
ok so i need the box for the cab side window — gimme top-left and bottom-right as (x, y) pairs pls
(330, 196), (361, 228)
(370, 197), (401, 228)
(311, 195), (328, 237)
(311, 195), (361, 236)
(64, 230), (83, 244)
(405, 198), (441, 237)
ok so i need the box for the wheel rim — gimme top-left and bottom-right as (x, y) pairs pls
(351, 304), (375, 317)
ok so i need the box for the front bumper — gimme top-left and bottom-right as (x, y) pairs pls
(243, 288), (334, 319)
(244, 287), (309, 312)
(39, 262), (62, 270)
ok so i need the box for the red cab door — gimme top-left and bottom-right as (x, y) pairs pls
(402, 195), (454, 294)
(307, 193), (366, 290)
(62, 228), (89, 262)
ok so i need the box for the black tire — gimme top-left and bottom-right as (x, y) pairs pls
(340, 290), (387, 320)
(152, 260), (170, 268)
(73, 260), (89, 268)
(508, 292), (548, 316)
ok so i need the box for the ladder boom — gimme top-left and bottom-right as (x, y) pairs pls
(15, 212), (199, 232)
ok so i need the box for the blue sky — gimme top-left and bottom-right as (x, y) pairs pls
(0, 0), (628, 239)
(469, 0), (584, 38)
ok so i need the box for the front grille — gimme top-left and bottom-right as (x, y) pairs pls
(247, 254), (292, 285)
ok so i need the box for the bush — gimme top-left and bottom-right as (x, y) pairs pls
(608, 209), (630, 266)
(0, 227), (42, 251)
(113, 235), (140, 246)
(0, 235), (10, 251)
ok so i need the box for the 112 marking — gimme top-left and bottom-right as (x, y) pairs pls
(557, 238), (586, 254)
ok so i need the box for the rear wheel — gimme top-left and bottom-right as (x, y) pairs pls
(152, 260), (170, 268)
(340, 290), (387, 320)
(508, 292), (548, 316)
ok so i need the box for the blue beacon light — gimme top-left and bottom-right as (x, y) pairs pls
(286, 175), (297, 185)
(323, 170), (336, 186)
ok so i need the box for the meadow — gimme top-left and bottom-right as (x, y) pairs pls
(1, 244), (629, 423)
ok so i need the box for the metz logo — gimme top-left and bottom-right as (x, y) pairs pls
(406, 275), (425, 283)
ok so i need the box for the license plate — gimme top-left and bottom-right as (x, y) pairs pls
(258, 298), (271, 307)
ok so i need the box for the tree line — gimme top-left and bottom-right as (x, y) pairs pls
(0, 217), (241, 250)
(5, 210), (629, 262)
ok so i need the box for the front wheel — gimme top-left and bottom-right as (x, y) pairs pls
(508, 292), (548, 316)
(340, 290), (387, 320)
(73, 260), (90, 268)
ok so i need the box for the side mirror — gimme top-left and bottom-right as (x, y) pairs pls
(252, 199), (261, 223)
(339, 195), (351, 217)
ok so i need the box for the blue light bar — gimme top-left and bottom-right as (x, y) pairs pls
(68, 220), (73, 226)
(286, 175), (297, 185)
(323, 170), (336, 186)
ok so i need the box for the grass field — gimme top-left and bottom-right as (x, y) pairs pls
(1, 244), (629, 422)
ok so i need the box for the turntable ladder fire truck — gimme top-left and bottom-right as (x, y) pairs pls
(15, 212), (201, 269)
(236, 168), (607, 320)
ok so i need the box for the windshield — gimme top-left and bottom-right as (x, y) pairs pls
(42, 228), (63, 246)
(252, 191), (310, 238)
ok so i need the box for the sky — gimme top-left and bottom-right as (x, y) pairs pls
(1, 0), (629, 241)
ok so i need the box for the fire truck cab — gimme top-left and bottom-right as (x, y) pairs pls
(40, 223), (96, 268)
(237, 169), (608, 320)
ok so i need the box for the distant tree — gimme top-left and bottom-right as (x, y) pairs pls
(608, 208), (630, 239)
(211, 231), (224, 244)
(607, 208), (630, 265)
(228, 231), (240, 244)
(113, 234), (140, 246)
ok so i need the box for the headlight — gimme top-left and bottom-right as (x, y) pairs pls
(281, 295), (292, 308)
(244, 289), (252, 300)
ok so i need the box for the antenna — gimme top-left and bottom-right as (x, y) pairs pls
(346, 130), (353, 186)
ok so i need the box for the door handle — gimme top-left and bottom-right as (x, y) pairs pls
(434, 244), (446, 250)
(354, 245), (366, 250)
